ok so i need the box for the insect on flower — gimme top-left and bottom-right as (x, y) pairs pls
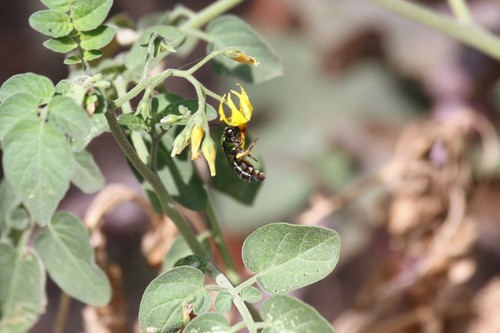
(221, 126), (265, 183)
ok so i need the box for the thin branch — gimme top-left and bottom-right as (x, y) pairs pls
(365, 0), (500, 60)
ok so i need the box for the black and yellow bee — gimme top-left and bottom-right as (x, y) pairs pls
(221, 126), (266, 183)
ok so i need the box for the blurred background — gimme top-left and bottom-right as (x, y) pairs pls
(2, 0), (500, 332)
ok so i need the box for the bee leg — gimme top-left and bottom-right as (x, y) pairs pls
(236, 138), (259, 161)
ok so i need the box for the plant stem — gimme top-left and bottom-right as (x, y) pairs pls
(52, 292), (71, 333)
(206, 197), (240, 284)
(104, 110), (206, 256)
(210, 264), (257, 333)
(447, 0), (473, 24)
(365, 0), (500, 60)
(181, 0), (244, 29)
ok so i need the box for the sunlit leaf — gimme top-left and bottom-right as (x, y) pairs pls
(83, 49), (103, 61)
(2, 119), (72, 226)
(260, 295), (335, 333)
(71, 0), (113, 32)
(0, 244), (46, 333)
(41, 0), (71, 11)
(80, 24), (116, 50)
(184, 313), (231, 333)
(139, 266), (210, 333)
(43, 36), (78, 53)
(0, 73), (54, 104)
(206, 15), (283, 84)
(35, 211), (111, 305)
(242, 223), (340, 294)
(29, 10), (73, 38)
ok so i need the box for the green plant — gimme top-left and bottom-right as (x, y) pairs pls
(0, 0), (341, 332)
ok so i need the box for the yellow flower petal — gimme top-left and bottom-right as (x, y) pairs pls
(190, 124), (204, 160)
(218, 84), (254, 127)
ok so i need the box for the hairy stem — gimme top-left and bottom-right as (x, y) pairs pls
(104, 110), (206, 256)
(365, 0), (500, 60)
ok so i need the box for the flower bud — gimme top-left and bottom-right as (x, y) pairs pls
(171, 128), (190, 157)
(201, 137), (217, 176)
(160, 114), (182, 126)
(224, 49), (259, 66)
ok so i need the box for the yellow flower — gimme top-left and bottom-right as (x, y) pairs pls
(201, 137), (217, 176)
(219, 84), (253, 146)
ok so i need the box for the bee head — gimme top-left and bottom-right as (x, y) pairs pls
(223, 126), (240, 138)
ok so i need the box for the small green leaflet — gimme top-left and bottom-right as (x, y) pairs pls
(71, 0), (113, 32)
(70, 149), (105, 193)
(29, 10), (73, 38)
(48, 95), (91, 139)
(184, 313), (231, 333)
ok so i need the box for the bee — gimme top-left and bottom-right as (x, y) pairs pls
(221, 126), (266, 183)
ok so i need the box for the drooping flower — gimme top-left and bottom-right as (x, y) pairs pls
(190, 122), (204, 160)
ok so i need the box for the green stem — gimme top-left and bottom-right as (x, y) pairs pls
(52, 292), (71, 333)
(210, 264), (257, 333)
(448, 0), (473, 24)
(104, 110), (206, 256)
(181, 0), (244, 29)
(206, 197), (240, 284)
(365, 0), (500, 60)
(235, 275), (258, 293)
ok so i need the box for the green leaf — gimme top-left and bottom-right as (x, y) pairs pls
(206, 15), (283, 84)
(48, 95), (91, 139)
(260, 295), (335, 333)
(0, 93), (39, 141)
(6, 208), (30, 231)
(0, 180), (21, 232)
(242, 223), (340, 294)
(214, 291), (232, 313)
(240, 285), (262, 303)
(118, 113), (147, 131)
(211, 127), (263, 205)
(184, 313), (231, 333)
(83, 49), (103, 61)
(43, 36), (78, 53)
(139, 266), (211, 333)
(41, 0), (71, 11)
(2, 119), (72, 226)
(80, 24), (117, 50)
(125, 25), (185, 79)
(71, 149), (105, 193)
(64, 55), (82, 65)
(0, 73), (54, 104)
(29, 10), (73, 38)
(71, 0), (113, 32)
(35, 211), (111, 305)
(71, 113), (109, 151)
(0, 244), (46, 333)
